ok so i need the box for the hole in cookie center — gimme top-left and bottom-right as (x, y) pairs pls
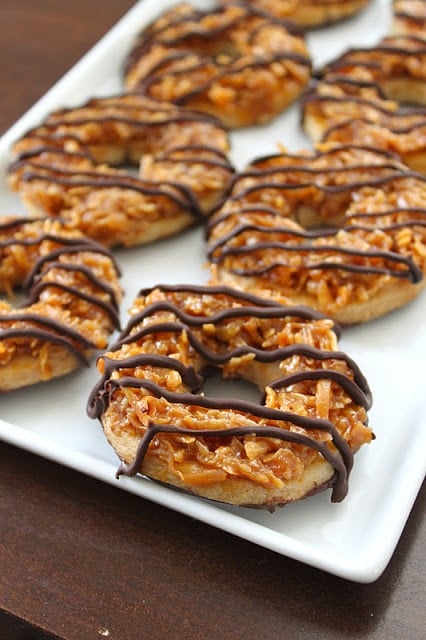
(1, 289), (26, 305)
(202, 369), (261, 404)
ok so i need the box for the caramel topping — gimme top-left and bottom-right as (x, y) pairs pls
(0, 218), (121, 365)
(88, 284), (373, 503)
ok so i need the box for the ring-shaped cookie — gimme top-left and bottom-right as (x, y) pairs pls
(87, 284), (373, 508)
(8, 94), (234, 247)
(0, 217), (121, 391)
(302, 34), (426, 172)
(206, 144), (426, 324)
(123, 3), (312, 128)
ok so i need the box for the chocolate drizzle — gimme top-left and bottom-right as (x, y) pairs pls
(116, 423), (350, 503)
(140, 52), (311, 104)
(301, 91), (426, 124)
(20, 169), (202, 219)
(8, 93), (235, 233)
(321, 37), (426, 79)
(209, 237), (423, 283)
(0, 312), (98, 354)
(393, 0), (426, 30)
(125, 3), (307, 75)
(20, 94), (230, 136)
(227, 169), (425, 200)
(123, 3), (310, 125)
(301, 31), (426, 173)
(206, 153), (426, 286)
(87, 284), (373, 504)
(0, 218), (121, 368)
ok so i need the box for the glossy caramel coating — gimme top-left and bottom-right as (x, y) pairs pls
(207, 145), (426, 323)
(302, 34), (426, 172)
(0, 216), (121, 391)
(8, 95), (234, 247)
(88, 284), (373, 508)
(124, 3), (311, 128)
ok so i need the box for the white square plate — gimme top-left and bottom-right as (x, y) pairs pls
(0, 0), (425, 583)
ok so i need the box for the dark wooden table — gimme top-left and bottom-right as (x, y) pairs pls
(0, 2), (425, 639)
